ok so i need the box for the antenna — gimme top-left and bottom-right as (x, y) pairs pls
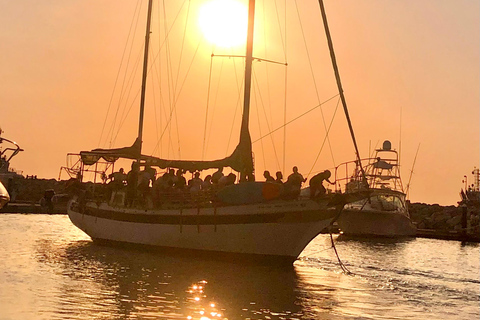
(399, 106), (402, 171)
(405, 143), (420, 199)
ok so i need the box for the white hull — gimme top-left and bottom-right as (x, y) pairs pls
(67, 197), (337, 263)
(0, 181), (9, 209)
(337, 209), (416, 237)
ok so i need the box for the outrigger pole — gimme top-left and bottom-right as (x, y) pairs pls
(318, 0), (367, 181)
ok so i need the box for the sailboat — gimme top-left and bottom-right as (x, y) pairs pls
(336, 140), (416, 237)
(67, 0), (368, 264)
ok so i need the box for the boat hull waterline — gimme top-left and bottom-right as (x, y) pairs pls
(68, 197), (339, 262)
(337, 209), (416, 237)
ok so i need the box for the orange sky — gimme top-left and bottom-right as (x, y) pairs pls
(1, 0), (478, 206)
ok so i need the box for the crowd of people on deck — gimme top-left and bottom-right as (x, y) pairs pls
(104, 162), (335, 207)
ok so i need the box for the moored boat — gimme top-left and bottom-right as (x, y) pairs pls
(336, 140), (416, 237)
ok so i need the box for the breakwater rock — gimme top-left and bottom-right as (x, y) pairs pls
(5, 176), (72, 203)
(408, 202), (479, 236)
(1, 176), (78, 213)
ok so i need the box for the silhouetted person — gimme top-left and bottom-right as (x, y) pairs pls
(263, 170), (275, 182)
(218, 173), (236, 187)
(40, 189), (55, 213)
(284, 166), (306, 199)
(126, 162), (140, 207)
(309, 170), (334, 199)
(109, 168), (127, 186)
(174, 169), (187, 190)
(138, 165), (156, 207)
(202, 175), (212, 190)
(212, 167), (224, 185)
(106, 168), (127, 201)
(226, 173), (237, 185)
(188, 172), (203, 194)
(275, 171), (283, 184)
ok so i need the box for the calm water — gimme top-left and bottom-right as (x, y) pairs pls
(0, 214), (478, 320)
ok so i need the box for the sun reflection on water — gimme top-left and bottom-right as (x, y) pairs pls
(186, 280), (226, 320)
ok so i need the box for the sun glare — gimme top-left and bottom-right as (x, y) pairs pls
(199, 0), (248, 47)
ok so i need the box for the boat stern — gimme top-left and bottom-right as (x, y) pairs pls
(0, 181), (10, 209)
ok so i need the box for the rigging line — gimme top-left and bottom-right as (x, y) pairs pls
(152, 1), (163, 153)
(211, 55), (286, 66)
(306, 96), (341, 179)
(115, 46), (144, 139)
(252, 93), (339, 143)
(261, 0), (272, 124)
(327, 205), (353, 275)
(110, 51), (144, 145)
(253, 85), (267, 169)
(105, 1), (143, 147)
(158, 69), (170, 157)
(273, 0), (287, 55)
(163, 0), (175, 159)
(205, 58), (227, 154)
(252, 68), (282, 171)
(399, 105), (403, 172)
(158, 0), (177, 157)
(165, 40), (204, 157)
(152, 13), (171, 155)
(152, 0), (169, 156)
(369, 140), (380, 158)
(406, 143), (420, 200)
(260, 1), (279, 170)
(202, 54), (214, 161)
(98, 0), (142, 147)
(294, 0), (336, 167)
(174, 100), (181, 158)
(117, 45), (143, 123)
(172, 0), (191, 96)
(171, 0), (192, 159)
(151, 56), (160, 149)
(150, 39), (203, 156)
(225, 53), (244, 157)
(329, 232), (352, 275)
(111, 4), (144, 145)
(146, 0), (190, 76)
(318, 0), (366, 183)
(143, 0), (190, 157)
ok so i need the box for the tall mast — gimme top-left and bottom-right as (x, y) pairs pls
(241, 0), (255, 135)
(137, 0), (154, 157)
(318, 0), (366, 180)
(231, 0), (256, 177)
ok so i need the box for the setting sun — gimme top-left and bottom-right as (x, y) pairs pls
(199, 0), (248, 47)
